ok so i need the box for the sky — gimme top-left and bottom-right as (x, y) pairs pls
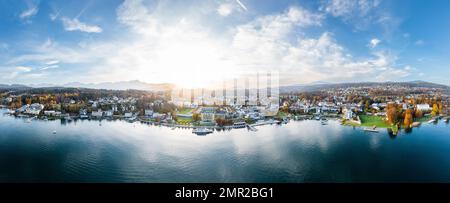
(1, 0), (450, 87)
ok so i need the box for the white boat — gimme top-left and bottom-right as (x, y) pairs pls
(428, 118), (437, 124)
(233, 122), (247, 128)
(192, 128), (213, 135)
(363, 128), (379, 133)
(52, 131), (56, 134)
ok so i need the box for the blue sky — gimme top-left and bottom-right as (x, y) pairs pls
(0, 0), (449, 86)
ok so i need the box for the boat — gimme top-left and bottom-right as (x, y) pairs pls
(321, 120), (328, 125)
(192, 128), (213, 135)
(233, 122), (247, 128)
(427, 118), (437, 124)
(52, 131), (56, 134)
(411, 122), (421, 127)
(363, 128), (379, 133)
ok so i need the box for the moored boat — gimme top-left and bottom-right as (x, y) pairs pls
(192, 128), (213, 135)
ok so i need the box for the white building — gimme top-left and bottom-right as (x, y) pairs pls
(144, 109), (153, 116)
(342, 108), (354, 120)
(26, 103), (44, 115)
(92, 110), (103, 117)
(105, 110), (114, 117)
(416, 104), (431, 111)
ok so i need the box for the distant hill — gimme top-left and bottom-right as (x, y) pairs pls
(0, 84), (31, 91)
(280, 81), (450, 93)
(2, 80), (448, 94)
(28, 80), (174, 92)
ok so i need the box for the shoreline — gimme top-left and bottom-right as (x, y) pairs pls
(2, 107), (448, 134)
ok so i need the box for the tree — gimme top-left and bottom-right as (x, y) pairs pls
(386, 103), (399, 125)
(438, 102), (444, 115)
(415, 109), (423, 118)
(431, 103), (439, 117)
(404, 109), (413, 127)
(364, 100), (370, 112)
(25, 97), (32, 105)
(192, 113), (201, 122)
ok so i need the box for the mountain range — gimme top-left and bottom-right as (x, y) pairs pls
(0, 80), (448, 93)
(22, 80), (174, 92)
(279, 80), (450, 93)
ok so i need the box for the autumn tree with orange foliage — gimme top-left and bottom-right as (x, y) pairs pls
(404, 109), (413, 127)
(431, 103), (439, 117)
(386, 103), (399, 125)
(415, 109), (423, 118)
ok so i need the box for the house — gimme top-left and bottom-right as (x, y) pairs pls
(416, 104), (431, 111)
(152, 113), (165, 119)
(342, 108), (354, 120)
(144, 109), (153, 117)
(200, 107), (216, 122)
(78, 109), (87, 116)
(92, 110), (103, 118)
(105, 110), (114, 117)
(26, 103), (44, 115)
(15, 104), (30, 113)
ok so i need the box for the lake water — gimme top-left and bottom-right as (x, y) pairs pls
(0, 109), (449, 182)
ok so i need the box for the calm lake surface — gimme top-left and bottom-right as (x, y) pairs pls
(0, 109), (449, 182)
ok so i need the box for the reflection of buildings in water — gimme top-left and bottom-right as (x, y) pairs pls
(171, 72), (279, 114)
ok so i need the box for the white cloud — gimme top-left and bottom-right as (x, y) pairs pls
(41, 65), (59, 70)
(229, 6), (409, 84)
(4, 1), (412, 85)
(45, 60), (60, 65)
(217, 3), (233, 16)
(116, 0), (158, 36)
(61, 17), (102, 33)
(369, 38), (381, 48)
(7, 38), (98, 65)
(16, 66), (32, 72)
(20, 5), (38, 19)
(50, 13), (60, 21)
(321, 0), (380, 18)
(320, 0), (384, 31)
(92, 3), (408, 85)
(415, 40), (424, 45)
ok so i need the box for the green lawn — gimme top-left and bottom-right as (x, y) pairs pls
(176, 117), (193, 125)
(359, 115), (391, 128)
